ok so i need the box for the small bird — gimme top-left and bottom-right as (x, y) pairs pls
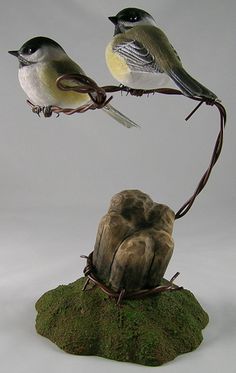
(106, 7), (218, 101)
(9, 36), (139, 128)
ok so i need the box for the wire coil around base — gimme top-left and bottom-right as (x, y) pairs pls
(81, 252), (182, 305)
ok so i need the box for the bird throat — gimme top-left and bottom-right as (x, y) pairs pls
(19, 56), (36, 68)
(114, 24), (122, 36)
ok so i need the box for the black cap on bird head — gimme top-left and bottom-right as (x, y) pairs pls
(108, 8), (155, 35)
(8, 37), (66, 67)
(9, 36), (65, 57)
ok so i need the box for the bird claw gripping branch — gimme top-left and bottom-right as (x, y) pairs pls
(26, 72), (226, 220)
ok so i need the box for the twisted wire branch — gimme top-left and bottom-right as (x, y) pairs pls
(27, 73), (113, 117)
(56, 74), (113, 109)
(27, 73), (226, 220)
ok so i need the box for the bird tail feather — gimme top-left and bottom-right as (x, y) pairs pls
(102, 103), (140, 128)
(169, 67), (217, 101)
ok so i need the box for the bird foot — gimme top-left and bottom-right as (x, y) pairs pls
(128, 88), (147, 97)
(119, 85), (147, 97)
(27, 100), (59, 118)
(42, 106), (53, 117)
(31, 105), (43, 117)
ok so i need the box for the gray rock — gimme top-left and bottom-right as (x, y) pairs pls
(92, 190), (175, 292)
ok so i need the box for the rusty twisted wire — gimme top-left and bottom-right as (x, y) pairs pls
(27, 73), (226, 220)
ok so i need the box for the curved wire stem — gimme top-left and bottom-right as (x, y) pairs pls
(175, 99), (226, 219)
(26, 73), (226, 220)
(103, 86), (226, 220)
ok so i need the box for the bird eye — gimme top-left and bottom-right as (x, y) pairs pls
(130, 15), (139, 22)
(27, 47), (37, 55)
(22, 46), (36, 55)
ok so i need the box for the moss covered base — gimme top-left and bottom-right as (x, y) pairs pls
(35, 277), (208, 366)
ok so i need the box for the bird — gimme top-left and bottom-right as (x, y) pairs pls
(8, 36), (139, 128)
(106, 7), (218, 101)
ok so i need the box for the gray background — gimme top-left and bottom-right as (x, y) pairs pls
(1, 0), (235, 372)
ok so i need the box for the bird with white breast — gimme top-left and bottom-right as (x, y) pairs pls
(9, 36), (139, 128)
(106, 7), (218, 101)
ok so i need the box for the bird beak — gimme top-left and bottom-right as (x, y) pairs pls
(8, 50), (19, 58)
(108, 16), (118, 25)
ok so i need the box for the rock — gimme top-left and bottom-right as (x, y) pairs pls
(35, 277), (209, 366)
(92, 190), (175, 292)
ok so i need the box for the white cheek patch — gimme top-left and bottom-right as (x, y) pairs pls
(20, 49), (42, 64)
(30, 48), (45, 62)
(21, 46), (62, 64)
(122, 16), (157, 30)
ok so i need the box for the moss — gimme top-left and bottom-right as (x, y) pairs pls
(35, 277), (209, 366)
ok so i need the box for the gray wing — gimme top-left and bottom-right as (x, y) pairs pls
(113, 40), (164, 73)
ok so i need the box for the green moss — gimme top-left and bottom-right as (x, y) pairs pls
(35, 277), (209, 366)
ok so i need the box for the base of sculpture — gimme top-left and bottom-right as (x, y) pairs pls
(35, 277), (209, 366)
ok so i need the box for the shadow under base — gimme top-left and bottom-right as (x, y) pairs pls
(35, 277), (209, 366)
